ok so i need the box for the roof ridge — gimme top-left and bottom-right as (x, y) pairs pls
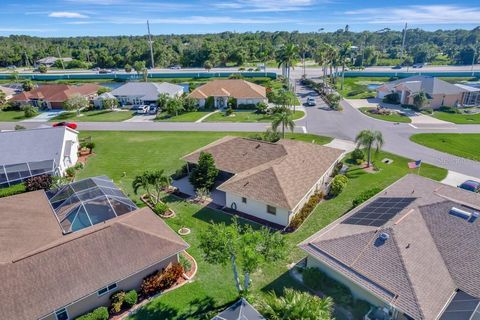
(115, 221), (187, 248)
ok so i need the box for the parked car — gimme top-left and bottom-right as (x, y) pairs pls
(98, 69), (112, 74)
(412, 63), (425, 68)
(148, 105), (158, 114)
(392, 65), (402, 69)
(135, 105), (149, 115)
(52, 122), (78, 130)
(306, 97), (316, 106)
(458, 180), (480, 193)
(169, 65), (181, 69)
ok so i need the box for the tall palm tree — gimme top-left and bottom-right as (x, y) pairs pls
(339, 41), (353, 91)
(271, 107), (295, 139)
(132, 172), (152, 198)
(148, 170), (171, 204)
(276, 43), (299, 83)
(355, 129), (384, 167)
(260, 288), (333, 320)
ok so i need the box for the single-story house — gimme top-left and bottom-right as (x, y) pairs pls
(108, 82), (184, 106)
(10, 84), (100, 109)
(189, 79), (267, 109)
(181, 137), (344, 227)
(0, 176), (189, 320)
(376, 75), (480, 108)
(299, 174), (480, 320)
(0, 126), (79, 187)
(212, 298), (265, 320)
(0, 85), (17, 100)
(93, 92), (116, 108)
(35, 56), (73, 67)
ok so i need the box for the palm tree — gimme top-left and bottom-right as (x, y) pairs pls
(132, 172), (152, 198)
(276, 43), (299, 83)
(148, 170), (171, 204)
(271, 107), (295, 139)
(355, 130), (384, 167)
(339, 41), (353, 91)
(260, 288), (333, 320)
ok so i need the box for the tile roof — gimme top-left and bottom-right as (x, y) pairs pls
(189, 79), (266, 100)
(378, 76), (466, 96)
(10, 83), (100, 103)
(0, 190), (189, 320)
(183, 137), (344, 210)
(212, 298), (265, 320)
(299, 174), (480, 320)
(110, 82), (184, 101)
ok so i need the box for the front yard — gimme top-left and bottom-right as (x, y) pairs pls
(49, 110), (134, 122)
(336, 77), (389, 99)
(410, 133), (480, 162)
(0, 110), (29, 122)
(359, 107), (411, 123)
(155, 111), (213, 122)
(204, 110), (305, 123)
(431, 110), (480, 124)
(75, 130), (446, 319)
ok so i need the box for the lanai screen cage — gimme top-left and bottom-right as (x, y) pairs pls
(0, 159), (57, 188)
(46, 176), (137, 234)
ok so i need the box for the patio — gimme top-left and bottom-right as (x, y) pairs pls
(171, 176), (226, 207)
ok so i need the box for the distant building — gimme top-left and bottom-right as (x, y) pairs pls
(108, 82), (184, 106)
(376, 75), (480, 108)
(35, 56), (73, 68)
(10, 84), (100, 109)
(189, 79), (267, 109)
(299, 174), (480, 320)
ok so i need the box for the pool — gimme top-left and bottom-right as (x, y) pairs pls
(367, 83), (381, 90)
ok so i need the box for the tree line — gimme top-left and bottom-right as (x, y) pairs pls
(0, 28), (479, 69)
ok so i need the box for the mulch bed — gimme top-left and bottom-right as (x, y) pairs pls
(140, 194), (175, 218)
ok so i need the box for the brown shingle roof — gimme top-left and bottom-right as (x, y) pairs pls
(183, 137), (344, 210)
(189, 79), (266, 99)
(0, 191), (188, 320)
(299, 174), (480, 320)
(11, 83), (100, 103)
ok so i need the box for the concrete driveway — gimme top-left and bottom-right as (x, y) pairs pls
(24, 110), (65, 122)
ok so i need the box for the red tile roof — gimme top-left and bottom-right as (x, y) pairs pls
(11, 84), (100, 103)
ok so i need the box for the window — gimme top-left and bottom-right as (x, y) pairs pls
(242, 197), (247, 204)
(55, 308), (69, 320)
(267, 205), (276, 215)
(97, 282), (117, 296)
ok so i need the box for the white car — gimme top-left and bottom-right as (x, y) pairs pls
(306, 97), (316, 106)
(135, 105), (149, 115)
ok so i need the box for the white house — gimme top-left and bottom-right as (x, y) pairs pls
(108, 82), (184, 106)
(188, 79), (268, 109)
(181, 137), (344, 227)
(0, 126), (79, 187)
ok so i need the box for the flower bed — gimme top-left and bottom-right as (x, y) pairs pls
(140, 194), (175, 218)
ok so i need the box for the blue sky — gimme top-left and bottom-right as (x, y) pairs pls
(1, 0), (480, 37)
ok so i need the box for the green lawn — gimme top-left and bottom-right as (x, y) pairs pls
(155, 111), (213, 122)
(75, 131), (446, 319)
(359, 107), (411, 123)
(204, 110), (305, 123)
(431, 111), (480, 124)
(0, 110), (28, 122)
(336, 77), (389, 99)
(49, 110), (134, 122)
(410, 133), (480, 162)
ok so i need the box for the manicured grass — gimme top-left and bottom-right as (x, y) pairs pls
(410, 133), (480, 162)
(204, 110), (305, 123)
(336, 77), (389, 99)
(155, 111), (213, 122)
(76, 131), (446, 319)
(359, 107), (411, 123)
(0, 110), (28, 122)
(431, 111), (480, 124)
(49, 110), (134, 122)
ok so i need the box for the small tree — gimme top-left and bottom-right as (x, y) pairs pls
(124, 64), (132, 73)
(22, 80), (34, 92)
(102, 98), (118, 110)
(132, 170), (170, 204)
(329, 174), (348, 197)
(157, 93), (171, 110)
(23, 105), (38, 118)
(165, 96), (184, 117)
(271, 107), (295, 139)
(189, 152), (218, 191)
(133, 61), (146, 75)
(355, 130), (384, 167)
(413, 91), (430, 111)
(64, 93), (89, 116)
(256, 102), (268, 114)
(204, 60), (213, 71)
(183, 96), (198, 112)
(38, 64), (48, 73)
(97, 86), (111, 95)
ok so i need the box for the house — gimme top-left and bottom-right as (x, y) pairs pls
(212, 298), (265, 320)
(94, 92), (116, 108)
(376, 75), (480, 108)
(35, 56), (73, 68)
(180, 137), (344, 227)
(0, 176), (189, 320)
(10, 84), (100, 109)
(108, 82), (184, 106)
(299, 174), (480, 320)
(189, 79), (267, 109)
(0, 126), (79, 187)
(0, 85), (17, 100)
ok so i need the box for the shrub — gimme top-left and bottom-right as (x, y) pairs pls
(352, 187), (382, 208)
(0, 183), (26, 198)
(225, 107), (234, 116)
(85, 142), (95, 153)
(110, 291), (126, 313)
(237, 103), (257, 110)
(205, 96), (214, 109)
(66, 167), (76, 178)
(124, 290), (138, 307)
(141, 263), (184, 296)
(227, 97), (237, 108)
(329, 174), (348, 197)
(171, 164), (188, 180)
(351, 148), (365, 165)
(14, 124), (25, 130)
(438, 106), (460, 114)
(288, 191), (323, 231)
(249, 128), (280, 143)
(74, 162), (84, 170)
(154, 202), (169, 216)
(23, 105), (38, 118)
(303, 267), (353, 306)
(24, 174), (53, 192)
(179, 254), (192, 273)
(76, 307), (109, 320)
(38, 64), (48, 73)
(331, 162), (344, 177)
(256, 102), (268, 114)
(326, 93), (341, 110)
(383, 92), (400, 104)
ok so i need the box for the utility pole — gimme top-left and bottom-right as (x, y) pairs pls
(472, 48), (476, 77)
(399, 23), (408, 64)
(56, 47), (65, 70)
(147, 20), (155, 69)
(23, 51), (30, 68)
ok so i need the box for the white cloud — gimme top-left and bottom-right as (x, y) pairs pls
(106, 16), (292, 25)
(345, 5), (480, 24)
(0, 27), (55, 33)
(48, 11), (89, 18)
(214, 0), (321, 12)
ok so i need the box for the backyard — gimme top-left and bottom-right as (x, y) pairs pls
(335, 77), (389, 99)
(359, 107), (411, 123)
(203, 110), (305, 123)
(431, 110), (480, 124)
(75, 130), (447, 319)
(49, 110), (134, 122)
(410, 133), (480, 162)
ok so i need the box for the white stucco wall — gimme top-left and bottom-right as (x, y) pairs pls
(225, 192), (290, 226)
(237, 98), (266, 105)
(58, 129), (79, 175)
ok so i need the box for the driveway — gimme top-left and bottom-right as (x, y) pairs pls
(24, 110), (64, 122)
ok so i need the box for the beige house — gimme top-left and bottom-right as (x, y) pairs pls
(181, 137), (344, 227)
(189, 79), (267, 109)
(0, 176), (188, 320)
(376, 75), (480, 109)
(299, 174), (480, 320)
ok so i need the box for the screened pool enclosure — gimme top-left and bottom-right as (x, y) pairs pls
(47, 176), (137, 234)
(0, 159), (58, 188)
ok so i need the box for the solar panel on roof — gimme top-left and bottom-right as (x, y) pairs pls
(440, 290), (480, 320)
(342, 197), (416, 227)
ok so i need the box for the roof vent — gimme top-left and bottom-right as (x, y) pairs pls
(449, 207), (472, 220)
(379, 232), (390, 241)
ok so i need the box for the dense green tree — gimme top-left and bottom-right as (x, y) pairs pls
(63, 94), (89, 115)
(189, 152), (218, 191)
(276, 43), (299, 82)
(165, 96), (184, 117)
(413, 91), (430, 111)
(22, 80), (34, 92)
